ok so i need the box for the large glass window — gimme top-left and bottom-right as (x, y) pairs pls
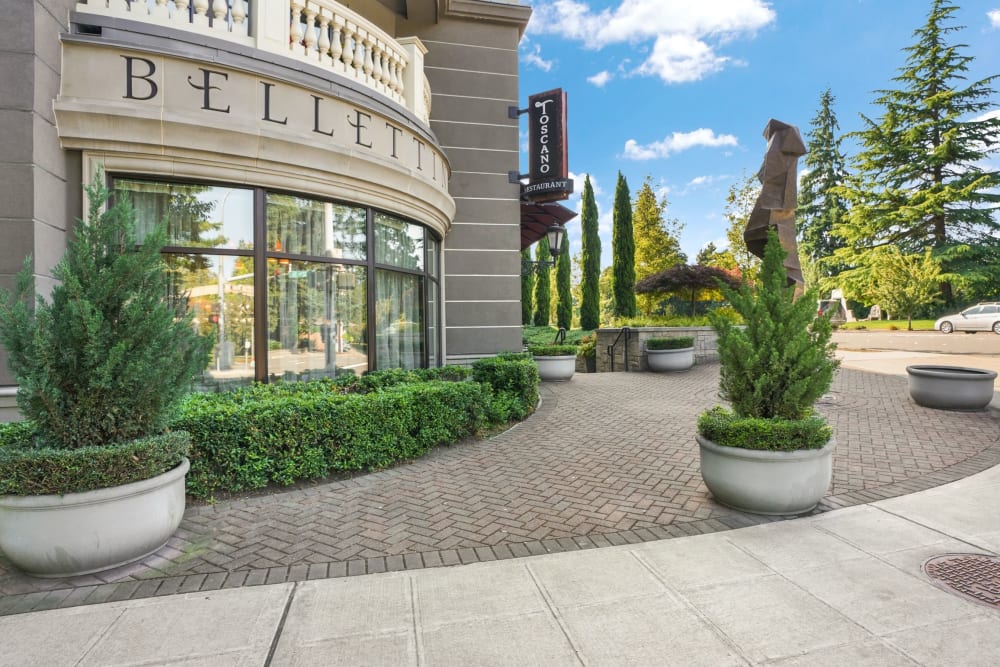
(119, 176), (438, 387)
(267, 195), (366, 260)
(375, 270), (423, 370)
(118, 179), (253, 249)
(375, 213), (423, 269)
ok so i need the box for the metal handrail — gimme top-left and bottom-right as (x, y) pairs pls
(553, 327), (567, 345)
(607, 327), (631, 372)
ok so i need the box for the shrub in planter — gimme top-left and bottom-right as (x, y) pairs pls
(0, 174), (210, 576)
(697, 229), (838, 515)
(528, 344), (578, 382)
(646, 336), (695, 350)
(527, 344), (579, 356)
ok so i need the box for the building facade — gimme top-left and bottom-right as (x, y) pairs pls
(1, 0), (533, 418)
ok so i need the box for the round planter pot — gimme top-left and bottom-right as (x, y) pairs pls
(697, 436), (834, 515)
(906, 365), (997, 411)
(0, 458), (189, 578)
(534, 355), (576, 382)
(646, 347), (695, 372)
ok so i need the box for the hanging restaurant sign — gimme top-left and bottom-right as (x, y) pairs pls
(524, 88), (572, 202)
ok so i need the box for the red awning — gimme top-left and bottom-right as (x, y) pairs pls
(520, 201), (577, 251)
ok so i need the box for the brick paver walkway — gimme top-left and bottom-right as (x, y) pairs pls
(2, 364), (998, 615)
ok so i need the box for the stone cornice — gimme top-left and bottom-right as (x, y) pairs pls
(438, 0), (532, 35)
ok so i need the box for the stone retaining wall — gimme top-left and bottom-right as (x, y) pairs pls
(595, 327), (720, 372)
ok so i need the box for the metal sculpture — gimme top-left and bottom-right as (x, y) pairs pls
(744, 119), (806, 286)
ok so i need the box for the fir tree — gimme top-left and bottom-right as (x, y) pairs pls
(0, 175), (211, 449)
(579, 175), (602, 330)
(556, 233), (572, 330)
(611, 172), (637, 318)
(633, 176), (686, 315)
(520, 249), (534, 325)
(797, 88), (849, 287)
(532, 237), (552, 326)
(834, 0), (1000, 305)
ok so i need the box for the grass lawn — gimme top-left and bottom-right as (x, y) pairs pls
(838, 320), (936, 331)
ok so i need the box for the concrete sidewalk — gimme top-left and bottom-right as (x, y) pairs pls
(2, 459), (998, 665)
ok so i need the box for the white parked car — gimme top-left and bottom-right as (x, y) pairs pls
(934, 302), (1000, 334)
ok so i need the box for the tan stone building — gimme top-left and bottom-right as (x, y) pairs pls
(2, 0), (537, 418)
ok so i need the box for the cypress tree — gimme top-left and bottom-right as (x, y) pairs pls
(797, 88), (849, 287)
(834, 0), (1000, 305)
(611, 172), (636, 318)
(632, 177), (685, 315)
(579, 175), (601, 330)
(520, 248), (534, 325)
(556, 232), (572, 329)
(532, 237), (552, 326)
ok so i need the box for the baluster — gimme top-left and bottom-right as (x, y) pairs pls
(362, 35), (374, 78)
(231, 0), (246, 27)
(173, 0), (190, 23)
(393, 59), (404, 96)
(193, 0), (209, 26)
(354, 30), (366, 78)
(289, 1), (304, 54)
(373, 43), (386, 86)
(317, 10), (332, 66)
(303, 3), (318, 58)
(330, 18), (344, 68)
(341, 23), (356, 70)
(211, 0), (228, 31)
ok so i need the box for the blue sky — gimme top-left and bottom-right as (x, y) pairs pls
(516, 0), (1000, 269)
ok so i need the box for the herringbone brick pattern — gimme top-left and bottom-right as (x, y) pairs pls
(2, 364), (998, 613)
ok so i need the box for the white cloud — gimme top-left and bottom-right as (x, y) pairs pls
(521, 43), (553, 71)
(587, 70), (613, 87)
(989, 9), (1000, 28)
(623, 128), (739, 160)
(527, 0), (775, 84)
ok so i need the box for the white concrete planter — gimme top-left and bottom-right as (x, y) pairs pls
(0, 458), (189, 578)
(646, 347), (695, 372)
(533, 355), (576, 382)
(906, 365), (997, 411)
(697, 435), (834, 515)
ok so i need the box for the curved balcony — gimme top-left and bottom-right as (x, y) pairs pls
(73, 0), (431, 124)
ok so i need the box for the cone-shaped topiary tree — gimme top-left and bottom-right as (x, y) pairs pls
(555, 233), (572, 330)
(0, 174), (211, 449)
(710, 229), (837, 421)
(532, 237), (552, 326)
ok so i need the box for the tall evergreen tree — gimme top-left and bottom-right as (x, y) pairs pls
(797, 88), (850, 287)
(834, 0), (1000, 305)
(632, 177), (686, 315)
(611, 172), (637, 318)
(579, 175), (602, 330)
(532, 237), (552, 326)
(556, 233), (572, 329)
(520, 248), (534, 325)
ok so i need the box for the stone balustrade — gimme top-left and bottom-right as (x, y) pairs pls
(73, 0), (430, 123)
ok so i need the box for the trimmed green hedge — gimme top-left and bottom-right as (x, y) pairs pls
(646, 336), (695, 350)
(175, 356), (539, 499)
(0, 430), (190, 495)
(697, 406), (831, 452)
(527, 344), (578, 356)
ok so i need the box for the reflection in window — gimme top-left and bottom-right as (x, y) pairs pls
(267, 260), (368, 380)
(165, 254), (256, 390)
(375, 213), (424, 269)
(375, 270), (423, 370)
(427, 280), (438, 367)
(117, 179), (253, 249)
(267, 194), (367, 260)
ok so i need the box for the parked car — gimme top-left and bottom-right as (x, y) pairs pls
(934, 302), (1000, 334)
(816, 299), (847, 325)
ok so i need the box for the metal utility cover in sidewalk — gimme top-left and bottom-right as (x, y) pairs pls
(923, 553), (1000, 609)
